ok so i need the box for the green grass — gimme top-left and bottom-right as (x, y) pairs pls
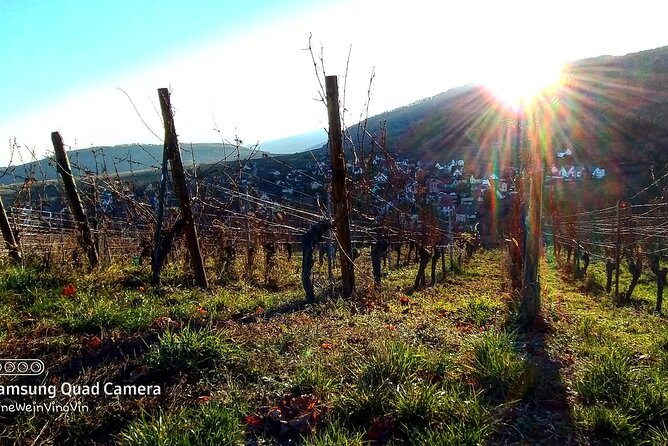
(469, 329), (529, 400)
(9, 247), (668, 444)
(354, 340), (427, 387)
(544, 247), (668, 444)
(119, 404), (244, 446)
(144, 325), (244, 376)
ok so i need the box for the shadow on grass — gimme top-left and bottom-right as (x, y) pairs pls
(494, 309), (576, 444)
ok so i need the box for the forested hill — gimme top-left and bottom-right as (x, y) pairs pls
(342, 46), (668, 194)
(0, 143), (265, 185)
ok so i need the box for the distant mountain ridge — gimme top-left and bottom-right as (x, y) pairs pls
(0, 128), (329, 186)
(0, 142), (265, 186)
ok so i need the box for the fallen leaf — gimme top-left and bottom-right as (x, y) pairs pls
(87, 336), (102, 350)
(62, 284), (77, 297)
(320, 342), (333, 350)
(150, 316), (175, 329)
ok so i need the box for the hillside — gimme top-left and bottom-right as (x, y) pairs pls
(0, 143), (267, 186)
(341, 46), (668, 197)
(4, 46), (667, 198)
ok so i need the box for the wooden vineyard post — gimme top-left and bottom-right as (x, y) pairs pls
(0, 196), (21, 264)
(325, 75), (355, 297)
(51, 131), (99, 268)
(151, 135), (170, 286)
(448, 211), (454, 270)
(157, 88), (208, 288)
(614, 201), (622, 297)
(520, 121), (543, 327)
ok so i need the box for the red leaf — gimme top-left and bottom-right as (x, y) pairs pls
(245, 414), (264, 428)
(150, 316), (175, 329)
(62, 284), (77, 297)
(320, 342), (333, 350)
(87, 336), (102, 350)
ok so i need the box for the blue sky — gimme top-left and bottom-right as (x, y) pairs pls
(1, 0), (667, 166)
(1, 0), (305, 121)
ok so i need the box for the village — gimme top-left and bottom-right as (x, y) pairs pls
(7, 144), (608, 237)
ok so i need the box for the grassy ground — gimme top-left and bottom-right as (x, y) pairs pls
(0, 247), (667, 445)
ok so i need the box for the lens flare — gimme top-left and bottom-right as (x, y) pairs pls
(483, 61), (565, 108)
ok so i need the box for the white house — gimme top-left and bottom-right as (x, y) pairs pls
(592, 168), (606, 179)
(557, 148), (573, 158)
(375, 172), (388, 183)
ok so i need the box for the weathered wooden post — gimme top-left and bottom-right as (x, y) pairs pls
(157, 88), (208, 288)
(51, 131), (99, 267)
(0, 197), (21, 264)
(448, 211), (454, 270)
(614, 201), (622, 297)
(520, 116), (543, 327)
(325, 75), (355, 297)
(151, 131), (170, 286)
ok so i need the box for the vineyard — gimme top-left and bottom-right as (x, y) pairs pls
(0, 83), (668, 445)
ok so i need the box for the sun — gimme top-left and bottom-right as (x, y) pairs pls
(483, 60), (564, 108)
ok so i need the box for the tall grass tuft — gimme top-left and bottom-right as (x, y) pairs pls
(575, 347), (632, 405)
(119, 404), (243, 446)
(470, 330), (528, 400)
(144, 326), (243, 376)
(356, 340), (427, 387)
